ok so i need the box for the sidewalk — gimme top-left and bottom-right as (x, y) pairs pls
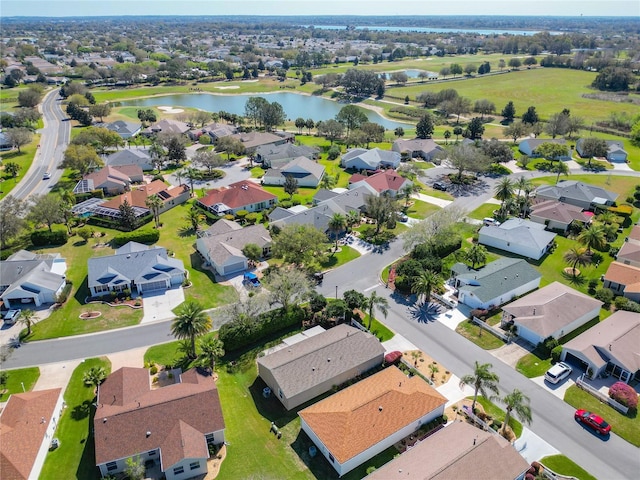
(514, 427), (560, 463)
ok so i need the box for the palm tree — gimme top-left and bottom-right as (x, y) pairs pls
(463, 244), (488, 269)
(552, 161), (569, 184)
(185, 208), (205, 232)
(83, 366), (107, 393)
(171, 300), (212, 359)
(563, 246), (592, 277)
(198, 336), (225, 371)
(494, 178), (514, 218)
(578, 224), (606, 254)
(596, 211), (617, 225)
(19, 309), (36, 337)
(182, 167), (200, 196)
(500, 389), (532, 436)
(411, 270), (443, 305)
(459, 361), (500, 414)
(364, 291), (389, 330)
(328, 213), (346, 254)
(319, 173), (337, 190)
(145, 194), (164, 229)
(515, 176), (533, 199)
(345, 210), (361, 233)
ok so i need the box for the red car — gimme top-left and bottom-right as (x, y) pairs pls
(575, 409), (611, 435)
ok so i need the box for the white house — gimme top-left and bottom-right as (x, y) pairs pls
(478, 218), (557, 260)
(341, 148), (401, 171)
(262, 156), (325, 188)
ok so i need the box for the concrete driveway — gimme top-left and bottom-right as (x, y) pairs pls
(489, 339), (531, 368)
(141, 287), (185, 324)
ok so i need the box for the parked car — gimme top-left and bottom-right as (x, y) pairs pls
(3, 309), (21, 324)
(43, 172), (51, 180)
(243, 272), (261, 289)
(396, 211), (409, 222)
(544, 362), (572, 384)
(483, 217), (501, 226)
(575, 409), (611, 435)
(384, 351), (403, 365)
(433, 181), (448, 191)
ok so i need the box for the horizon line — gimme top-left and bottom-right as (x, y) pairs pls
(2, 14), (635, 19)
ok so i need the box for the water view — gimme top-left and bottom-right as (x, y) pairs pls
(120, 92), (411, 130)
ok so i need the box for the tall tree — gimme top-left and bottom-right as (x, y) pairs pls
(364, 290), (389, 330)
(459, 361), (500, 414)
(18, 309), (36, 337)
(4, 127), (33, 153)
(283, 175), (298, 199)
(579, 137), (608, 167)
(148, 142), (165, 173)
(0, 196), (27, 248)
(464, 244), (488, 269)
(317, 119), (344, 145)
(184, 208), (205, 232)
(437, 143), (491, 182)
(192, 149), (225, 174)
(365, 194), (396, 234)
(563, 246), (592, 277)
(61, 144), (102, 176)
(198, 336), (225, 371)
(83, 365), (107, 393)
(494, 177), (515, 217)
(522, 106), (539, 125)
(28, 194), (65, 232)
(336, 104), (367, 136)
(171, 300), (211, 359)
(272, 224), (327, 267)
(328, 213), (347, 254)
(216, 136), (245, 161)
(466, 117), (485, 139)
(578, 225), (606, 254)
(264, 268), (312, 312)
(499, 389), (532, 436)
(416, 113), (435, 139)
(411, 270), (443, 305)
(501, 101), (516, 122)
(145, 194), (164, 229)
(544, 112), (570, 139)
(118, 199), (138, 231)
(551, 160), (569, 184)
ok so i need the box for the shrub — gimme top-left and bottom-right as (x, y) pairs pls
(199, 135), (211, 145)
(594, 288), (614, 308)
(609, 381), (638, 409)
(149, 365), (158, 375)
(31, 229), (68, 246)
(112, 229), (160, 247)
(327, 145), (341, 160)
(551, 345), (563, 363)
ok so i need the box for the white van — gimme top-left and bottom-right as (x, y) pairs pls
(483, 217), (501, 226)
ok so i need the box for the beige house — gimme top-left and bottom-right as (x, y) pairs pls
(366, 421), (529, 480)
(299, 366), (447, 477)
(603, 262), (640, 302)
(616, 225), (640, 268)
(561, 311), (640, 383)
(258, 324), (385, 410)
(0, 389), (64, 480)
(501, 282), (603, 345)
(529, 200), (592, 233)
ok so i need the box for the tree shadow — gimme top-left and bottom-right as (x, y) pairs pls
(290, 429), (339, 480)
(561, 271), (587, 286)
(76, 399), (101, 480)
(408, 302), (442, 324)
(71, 399), (92, 421)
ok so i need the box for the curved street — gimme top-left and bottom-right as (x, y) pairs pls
(3, 90), (640, 479)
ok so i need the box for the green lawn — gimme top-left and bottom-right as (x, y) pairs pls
(0, 134), (41, 201)
(319, 245), (361, 270)
(0, 367), (40, 402)
(468, 203), (499, 220)
(405, 199), (441, 219)
(40, 357), (111, 480)
(540, 455), (597, 480)
(360, 314), (395, 342)
(455, 320), (505, 350)
(474, 396), (524, 438)
(564, 385), (640, 447)
(516, 353), (553, 378)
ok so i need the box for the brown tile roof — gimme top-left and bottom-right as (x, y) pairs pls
(299, 366), (446, 465)
(502, 282), (602, 338)
(99, 180), (185, 209)
(628, 225), (640, 243)
(94, 368), (224, 468)
(367, 421), (529, 480)
(617, 242), (640, 265)
(0, 388), (62, 480)
(604, 262), (640, 293)
(350, 170), (410, 194)
(530, 200), (591, 225)
(84, 165), (142, 190)
(198, 181), (277, 209)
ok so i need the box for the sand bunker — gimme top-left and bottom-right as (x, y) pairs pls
(215, 86), (240, 90)
(157, 106), (184, 114)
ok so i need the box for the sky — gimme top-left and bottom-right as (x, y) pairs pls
(2, 0), (639, 17)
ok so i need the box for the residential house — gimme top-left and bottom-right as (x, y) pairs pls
(391, 138), (444, 161)
(0, 389), (64, 480)
(478, 218), (557, 260)
(87, 242), (185, 297)
(270, 186), (370, 234)
(501, 282), (603, 345)
(197, 122), (237, 142)
(576, 138), (628, 163)
(105, 147), (154, 171)
(231, 131), (292, 154)
(258, 324), (385, 410)
(103, 120), (142, 139)
(262, 156), (325, 188)
(366, 421), (529, 480)
(73, 165), (144, 195)
(94, 367), (225, 480)
(196, 219), (272, 276)
(616, 225), (640, 268)
(341, 148), (401, 171)
(143, 118), (190, 136)
(561, 310), (640, 383)
(197, 181), (277, 216)
(529, 200), (592, 233)
(299, 366), (447, 477)
(603, 261), (640, 302)
(0, 250), (67, 309)
(255, 143), (319, 168)
(518, 138), (569, 158)
(348, 170), (413, 198)
(534, 181), (618, 210)
(0, 132), (12, 151)
(451, 258), (542, 310)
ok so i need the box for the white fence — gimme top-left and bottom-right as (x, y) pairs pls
(575, 375), (629, 414)
(471, 316), (511, 342)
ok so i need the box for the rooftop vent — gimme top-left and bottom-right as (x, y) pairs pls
(378, 406), (383, 412)
(146, 431), (151, 437)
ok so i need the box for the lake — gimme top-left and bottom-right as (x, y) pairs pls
(120, 92), (412, 130)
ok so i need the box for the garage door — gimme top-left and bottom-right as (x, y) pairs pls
(140, 280), (167, 293)
(564, 352), (588, 370)
(224, 261), (246, 275)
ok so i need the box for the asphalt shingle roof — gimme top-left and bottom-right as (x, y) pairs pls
(535, 180), (618, 205)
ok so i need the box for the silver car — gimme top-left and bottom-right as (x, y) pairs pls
(544, 362), (572, 384)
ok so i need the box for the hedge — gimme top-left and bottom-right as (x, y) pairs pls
(112, 229), (160, 247)
(219, 306), (305, 351)
(31, 229), (68, 246)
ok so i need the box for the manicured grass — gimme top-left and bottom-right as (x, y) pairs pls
(540, 454), (597, 480)
(413, 161), (434, 170)
(250, 166), (265, 178)
(0, 134), (41, 201)
(516, 353), (553, 378)
(474, 396), (524, 438)
(0, 367), (40, 402)
(319, 245), (361, 270)
(564, 385), (640, 447)
(468, 202), (499, 220)
(144, 341), (183, 367)
(40, 357), (111, 480)
(455, 319), (505, 350)
(419, 187), (454, 201)
(360, 314), (395, 342)
(405, 199), (441, 219)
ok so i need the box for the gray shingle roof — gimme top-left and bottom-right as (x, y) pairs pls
(197, 222), (271, 265)
(535, 180), (618, 205)
(479, 218), (556, 251)
(258, 324), (385, 399)
(452, 258), (541, 304)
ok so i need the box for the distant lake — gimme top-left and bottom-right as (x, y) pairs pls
(120, 92), (412, 130)
(305, 25), (563, 35)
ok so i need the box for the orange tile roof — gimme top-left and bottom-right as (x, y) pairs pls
(605, 261), (640, 293)
(99, 180), (182, 209)
(0, 389), (62, 480)
(299, 366), (446, 464)
(198, 181), (277, 209)
(356, 170), (409, 194)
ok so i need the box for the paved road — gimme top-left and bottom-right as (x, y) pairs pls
(8, 88), (69, 201)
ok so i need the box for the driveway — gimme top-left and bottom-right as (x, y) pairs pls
(489, 339), (531, 368)
(141, 287), (185, 324)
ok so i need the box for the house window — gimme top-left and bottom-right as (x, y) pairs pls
(190, 461), (200, 470)
(148, 450), (156, 456)
(173, 466), (184, 475)
(329, 453), (335, 463)
(106, 462), (117, 471)
(278, 388), (283, 399)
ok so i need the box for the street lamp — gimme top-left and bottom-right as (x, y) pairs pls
(335, 286), (338, 300)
